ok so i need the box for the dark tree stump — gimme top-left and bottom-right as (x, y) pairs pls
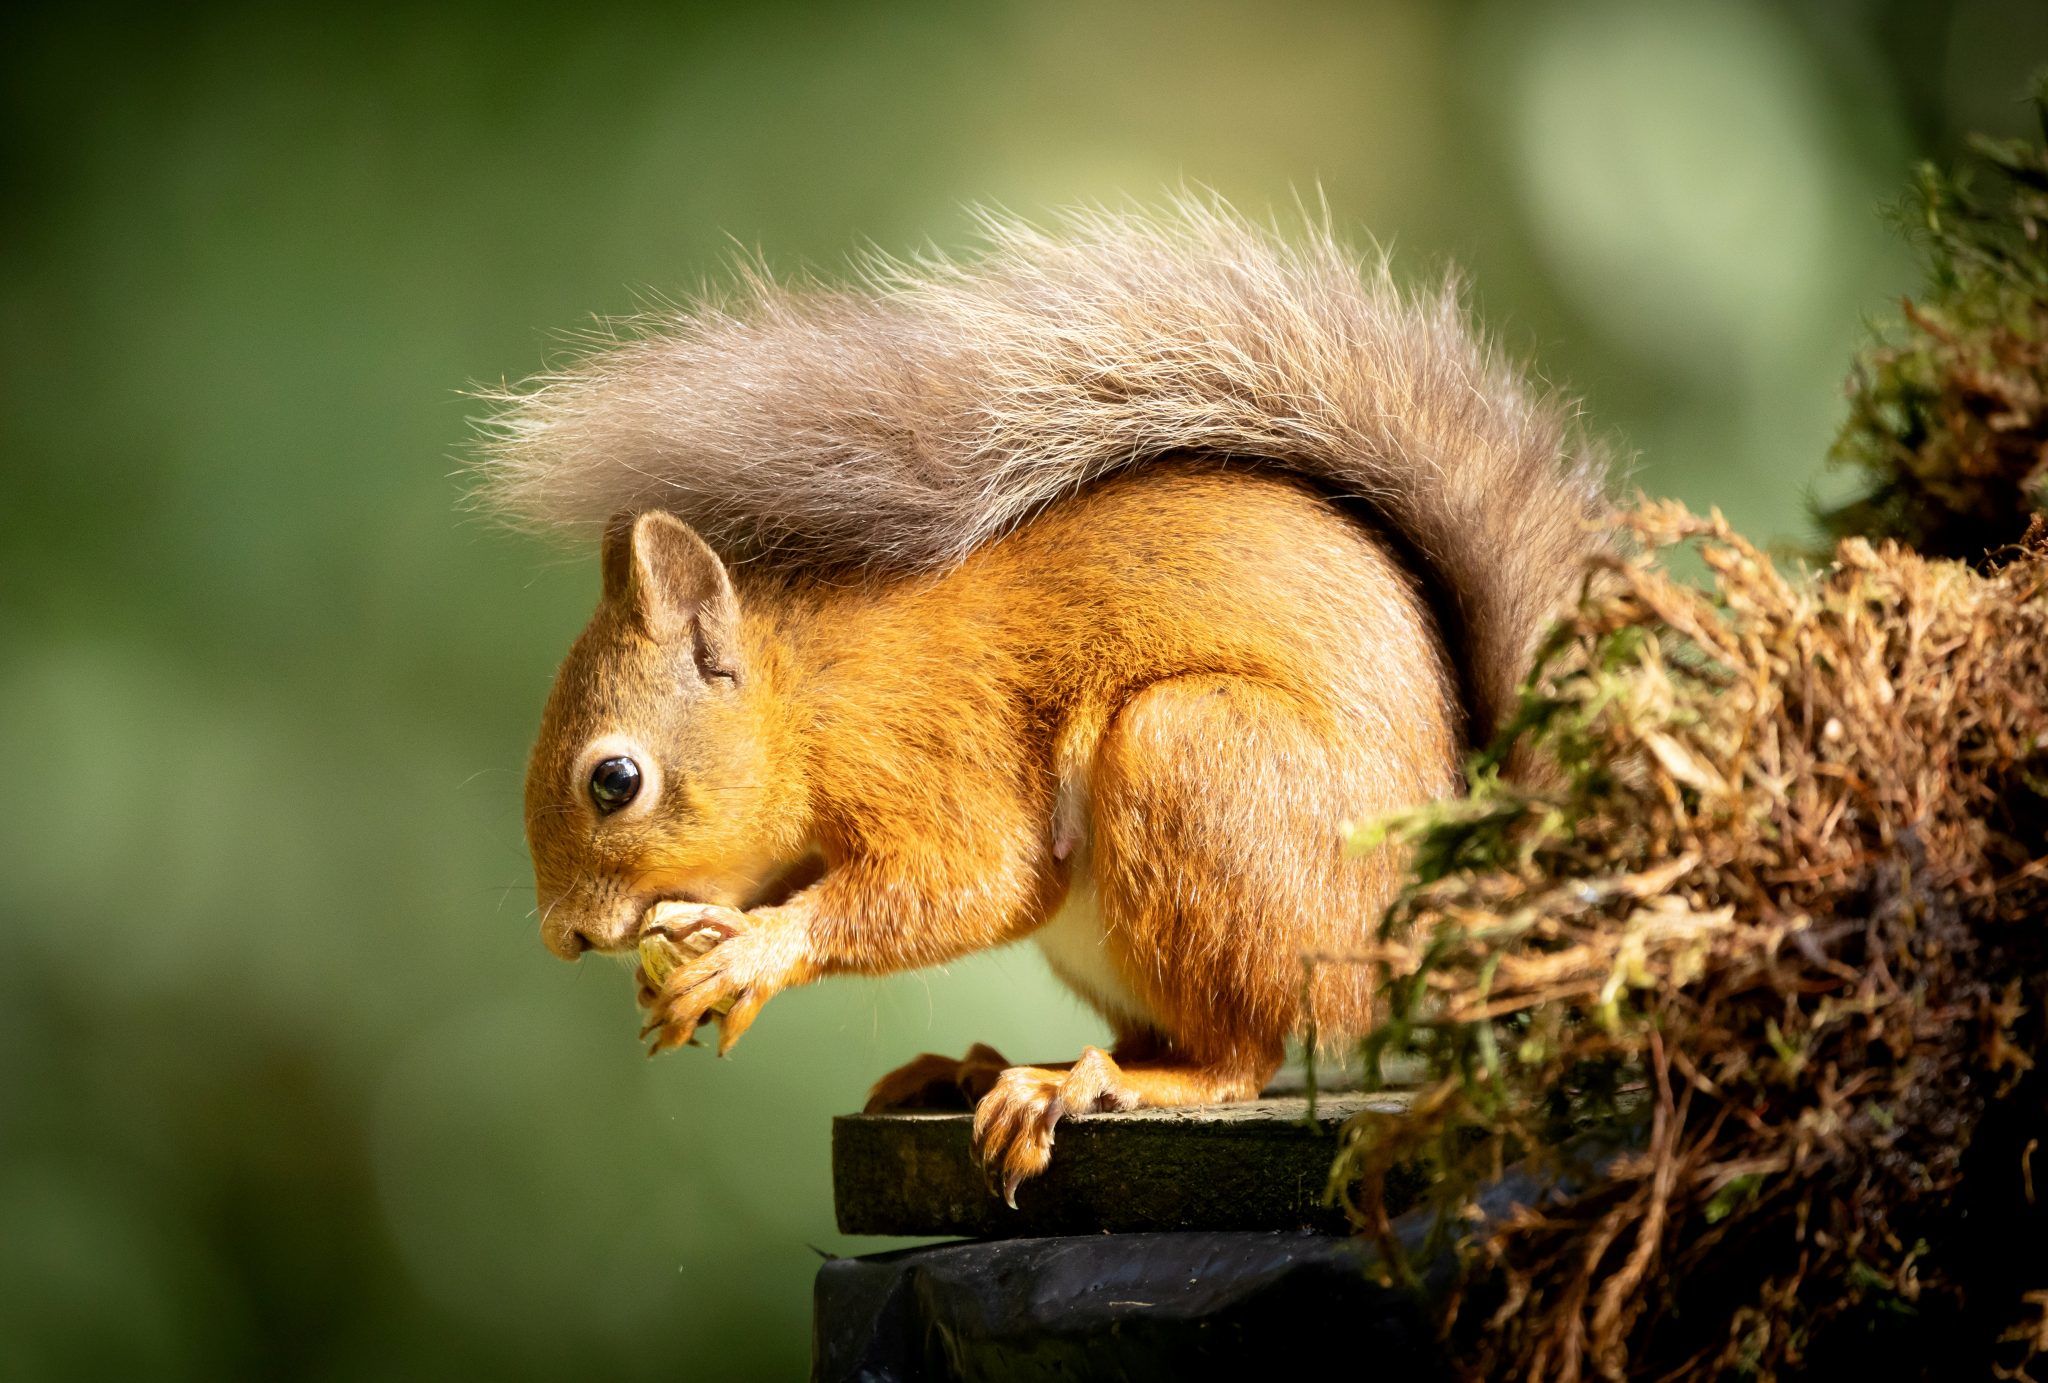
(813, 1230), (1451, 1383)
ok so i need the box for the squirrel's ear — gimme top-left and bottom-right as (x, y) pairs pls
(600, 510), (743, 682)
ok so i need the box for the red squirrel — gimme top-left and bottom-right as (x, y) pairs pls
(480, 206), (1606, 1200)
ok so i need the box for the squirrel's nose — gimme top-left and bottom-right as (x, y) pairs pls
(540, 917), (593, 961)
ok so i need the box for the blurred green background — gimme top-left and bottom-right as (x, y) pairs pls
(3, 1), (2044, 1377)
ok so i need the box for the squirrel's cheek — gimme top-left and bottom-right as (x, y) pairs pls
(622, 860), (724, 907)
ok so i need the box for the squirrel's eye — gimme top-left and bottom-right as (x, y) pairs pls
(588, 757), (642, 814)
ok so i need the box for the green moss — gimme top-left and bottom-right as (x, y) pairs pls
(1822, 76), (2048, 561)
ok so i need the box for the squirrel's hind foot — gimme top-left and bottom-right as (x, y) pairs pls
(863, 1043), (1012, 1112)
(967, 1048), (1267, 1207)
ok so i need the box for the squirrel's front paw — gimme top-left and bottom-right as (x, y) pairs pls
(637, 903), (810, 1056)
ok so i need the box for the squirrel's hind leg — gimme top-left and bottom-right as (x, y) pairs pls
(1089, 672), (1421, 1053)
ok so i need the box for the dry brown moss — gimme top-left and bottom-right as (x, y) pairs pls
(1335, 503), (2048, 1380)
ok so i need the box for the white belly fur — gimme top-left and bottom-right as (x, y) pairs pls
(1034, 868), (1155, 1025)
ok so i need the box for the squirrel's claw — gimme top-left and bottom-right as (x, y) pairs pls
(714, 986), (768, 1056)
(968, 1047), (1138, 1206)
(646, 969), (731, 1053)
(641, 1010), (703, 1054)
(970, 1068), (1064, 1206)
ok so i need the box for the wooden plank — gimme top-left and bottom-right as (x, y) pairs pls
(833, 1092), (1417, 1238)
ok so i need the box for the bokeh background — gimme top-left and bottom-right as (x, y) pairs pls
(4, 1), (2045, 1377)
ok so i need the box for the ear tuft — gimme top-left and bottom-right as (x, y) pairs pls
(600, 510), (744, 681)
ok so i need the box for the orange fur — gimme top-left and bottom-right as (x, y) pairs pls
(499, 206), (1607, 1192)
(526, 464), (1464, 1188)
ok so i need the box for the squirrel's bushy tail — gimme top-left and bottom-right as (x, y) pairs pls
(475, 201), (1609, 745)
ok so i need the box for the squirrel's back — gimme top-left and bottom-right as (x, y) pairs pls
(477, 201), (1608, 747)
